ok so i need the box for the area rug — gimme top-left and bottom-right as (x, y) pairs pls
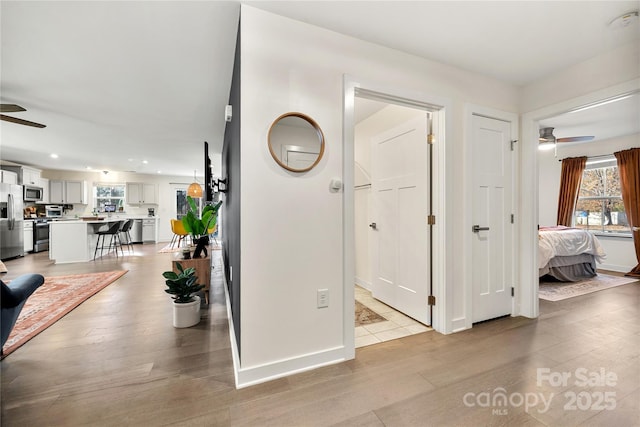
(2, 270), (127, 359)
(355, 300), (386, 327)
(159, 243), (221, 253)
(539, 273), (638, 302)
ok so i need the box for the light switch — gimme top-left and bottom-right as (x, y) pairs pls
(317, 289), (329, 308)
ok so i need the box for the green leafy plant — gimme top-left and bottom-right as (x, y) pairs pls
(162, 262), (204, 303)
(182, 196), (223, 240)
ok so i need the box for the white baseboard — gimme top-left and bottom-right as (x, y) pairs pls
(354, 276), (371, 290)
(598, 263), (633, 273)
(235, 346), (346, 389)
(451, 317), (469, 333)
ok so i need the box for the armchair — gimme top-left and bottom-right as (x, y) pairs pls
(1, 274), (45, 351)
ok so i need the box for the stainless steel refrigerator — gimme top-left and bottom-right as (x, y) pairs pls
(0, 183), (24, 260)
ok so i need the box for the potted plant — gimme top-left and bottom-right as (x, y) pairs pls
(182, 196), (222, 258)
(162, 262), (204, 328)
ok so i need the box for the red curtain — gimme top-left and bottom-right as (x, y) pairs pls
(556, 157), (587, 227)
(614, 148), (640, 277)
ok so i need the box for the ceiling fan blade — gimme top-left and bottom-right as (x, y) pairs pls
(557, 136), (594, 143)
(0, 114), (46, 128)
(0, 104), (27, 113)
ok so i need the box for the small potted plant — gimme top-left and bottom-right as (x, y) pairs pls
(182, 197), (222, 258)
(162, 262), (204, 328)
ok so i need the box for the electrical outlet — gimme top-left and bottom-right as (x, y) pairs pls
(317, 289), (329, 308)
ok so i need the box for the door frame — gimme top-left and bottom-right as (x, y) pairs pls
(343, 75), (453, 359)
(464, 106), (519, 329)
(519, 78), (640, 319)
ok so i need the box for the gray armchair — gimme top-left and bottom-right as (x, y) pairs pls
(1, 274), (45, 352)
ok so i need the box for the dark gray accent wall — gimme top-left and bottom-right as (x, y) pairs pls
(222, 20), (241, 355)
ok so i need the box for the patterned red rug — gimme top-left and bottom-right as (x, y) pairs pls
(2, 270), (127, 359)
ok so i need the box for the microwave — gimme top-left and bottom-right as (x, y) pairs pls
(24, 185), (43, 202)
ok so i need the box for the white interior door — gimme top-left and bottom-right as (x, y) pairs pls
(471, 115), (513, 323)
(371, 116), (430, 325)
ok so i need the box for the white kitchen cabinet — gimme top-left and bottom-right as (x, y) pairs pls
(23, 167), (41, 185)
(1, 166), (40, 185)
(0, 170), (18, 184)
(38, 178), (50, 204)
(24, 220), (34, 253)
(142, 218), (157, 242)
(126, 182), (157, 205)
(49, 180), (87, 204)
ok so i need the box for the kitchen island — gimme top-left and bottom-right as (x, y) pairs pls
(49, 216), (159, 264)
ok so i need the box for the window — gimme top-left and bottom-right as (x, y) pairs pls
(94, 183), (125, 212)
(574, 158), (630, 235)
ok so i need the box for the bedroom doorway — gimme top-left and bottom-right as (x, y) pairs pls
(470, 114), (515, 323)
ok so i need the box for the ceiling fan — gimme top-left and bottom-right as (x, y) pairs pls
(539, 127), (593, 144)
(0, 104), (46, 128)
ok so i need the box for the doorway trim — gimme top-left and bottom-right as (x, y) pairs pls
(520, 78), (640, 319)
(343, 74), (453, 355)
(464, 104), (519, 329)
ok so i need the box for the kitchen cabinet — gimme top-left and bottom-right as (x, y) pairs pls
(142, 218), (157, 242)
(0, 170), (18, 185)
(126, 182), (157, 205)
(49, 180), (87, 204)
(2, 166), (41, 185)
(24, 220), (34, 253)
(38, 178), (50, 204)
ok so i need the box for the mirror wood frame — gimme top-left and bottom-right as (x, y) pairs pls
(268, 112), (325, 172)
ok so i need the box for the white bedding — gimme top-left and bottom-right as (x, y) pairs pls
(538, 227), (606, 269)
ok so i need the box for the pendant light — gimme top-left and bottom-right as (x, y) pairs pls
(187, 169), (203, 198)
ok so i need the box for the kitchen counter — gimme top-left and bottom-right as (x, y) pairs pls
(49, 216), (159, 264)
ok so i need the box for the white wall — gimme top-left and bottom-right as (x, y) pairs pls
(238, 5), (519, 386)
(41, 169), (196, 242)
(538, 133), (639, 272)
(521, 41), (640, 112)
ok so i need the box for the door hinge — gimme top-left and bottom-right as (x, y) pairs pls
(511, 214), (514, 224)
(511, 287), (515, 297)
(510, 140), (518, 151)
(427, 134), (435, 144)
(428, 295), (436, 306)
(427, 215), (436, 225)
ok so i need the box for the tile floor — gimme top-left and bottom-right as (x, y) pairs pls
(355, 285), (433, 348)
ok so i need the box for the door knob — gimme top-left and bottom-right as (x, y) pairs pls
(369, 222), (377, 230)
(472, 225), (490, 233)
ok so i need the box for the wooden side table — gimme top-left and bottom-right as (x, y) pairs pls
(172, 256), (211, 304)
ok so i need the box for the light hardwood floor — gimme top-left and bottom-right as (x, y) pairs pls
(1, 245), (638, 426)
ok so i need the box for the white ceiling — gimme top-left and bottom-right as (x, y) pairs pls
(1, 1), (638, 177)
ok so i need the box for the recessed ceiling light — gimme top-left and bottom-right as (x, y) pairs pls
(142, 160), (148, 164)
(86, 166), (93, 170)
(50, 153), (59, 159)
(157, 170), (162, 174)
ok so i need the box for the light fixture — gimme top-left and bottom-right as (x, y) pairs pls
(568, 92), (637, 114)
(609, 10), (639, 29)
(50, 153), (58, 159)
(538, 127), (556, 151)
(187, 169), (203, 198)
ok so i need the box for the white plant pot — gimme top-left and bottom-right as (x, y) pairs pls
(172, 295), (201, 328)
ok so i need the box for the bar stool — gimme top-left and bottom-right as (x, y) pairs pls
(119, 219), (134, 254)
(93, 221), (123, 260)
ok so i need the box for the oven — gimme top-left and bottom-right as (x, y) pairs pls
(33, 219), (49, 253)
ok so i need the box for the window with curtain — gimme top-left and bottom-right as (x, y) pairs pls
(574, 157), (630, 235)
(94, 183), (125, 212)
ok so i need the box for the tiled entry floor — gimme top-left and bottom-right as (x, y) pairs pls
(355, 285), (433, 348)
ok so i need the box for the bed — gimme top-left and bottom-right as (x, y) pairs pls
(538, 226), (607, 281)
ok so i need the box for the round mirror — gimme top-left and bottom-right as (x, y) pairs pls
(268, 112), (325, 172)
